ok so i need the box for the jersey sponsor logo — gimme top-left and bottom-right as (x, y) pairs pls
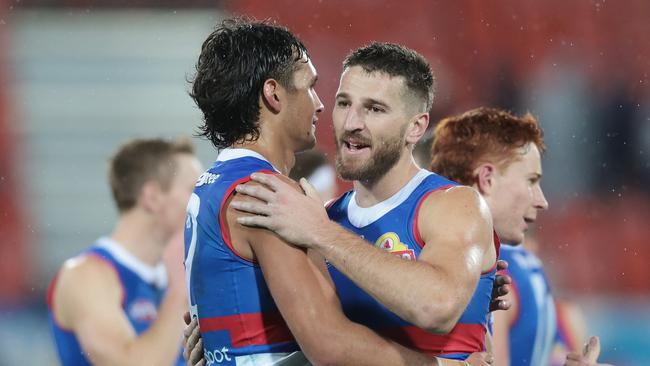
(128, 298), (158, 322)
(374, 232), (416, 261)
(205, 346), (231, 364)
(196, 172), (220, 187)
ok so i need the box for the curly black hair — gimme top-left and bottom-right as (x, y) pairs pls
(190, 18), (309, 149)
(343, 42), (434, 112)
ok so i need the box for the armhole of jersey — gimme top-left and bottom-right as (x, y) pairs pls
(86, 253), (126, 307)
(46, 271), (70, 331)
(412, 184), (455, 249)
(217, 169), (276, 264)
(481, 232), (502, 275)
(504, 269), (521, 328)
(48, 253), (126, 331)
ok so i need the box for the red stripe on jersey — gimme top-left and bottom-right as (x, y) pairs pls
(200, 311), (295, 348)
(379, 323), (486, 356)
(218, 170), (276, 263)
(412, 184), (454, 249)
(555, 302), (576, 351)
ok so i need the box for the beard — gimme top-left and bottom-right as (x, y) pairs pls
(335, 126), (406, 184)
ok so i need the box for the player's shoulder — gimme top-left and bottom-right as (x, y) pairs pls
(57, 253), (121, 295)
(235, 173), (302, 203)
(422, 184), (485, 213)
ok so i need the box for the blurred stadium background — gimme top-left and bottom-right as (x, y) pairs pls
(1, 1), (649, 364)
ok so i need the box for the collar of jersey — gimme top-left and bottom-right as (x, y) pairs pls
(216, 148), (280, 172)
(347, 169), (432, 228)
(96, 237), (168, 289)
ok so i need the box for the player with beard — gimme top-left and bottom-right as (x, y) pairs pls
(184, 20), (495, 366)
(224, 42), (500, 361)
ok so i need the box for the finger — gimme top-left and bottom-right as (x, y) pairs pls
(183, 318), (197, 339)
(565, 351), (582, 361)
(299, 178), (322, 201)
(183, 311), (191, 325)
(495, 273), (512, 285)
(582, 336), (601, 362)
(196, 361), (205, 366)
(235, 183), (275, 203)
(497, 284), (510, 296)
(250, 172), (282, 191)
(236, 215), (273, 229)
(230, 200), (273, 216)
(496, 259), (508, 271)
(492, 299), (511, 311)
(189, 338), (204, 365)
(187, 321), (202, 349)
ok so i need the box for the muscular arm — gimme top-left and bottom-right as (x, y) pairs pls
(52, 256), (186, 366)
(306, 186), (496, 333)
(231, 183), (435, 366)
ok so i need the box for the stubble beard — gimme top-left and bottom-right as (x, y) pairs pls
(335, 130), (405, 185)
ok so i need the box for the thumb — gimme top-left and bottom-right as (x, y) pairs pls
(299, 178), (322, 202)
(582, 336), (601, 362)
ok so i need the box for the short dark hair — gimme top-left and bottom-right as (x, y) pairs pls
(343, 42), (434, 112)
(190, 18), (309, 149)
(430, 107), (545, 185)
(109, 137), (195, 213)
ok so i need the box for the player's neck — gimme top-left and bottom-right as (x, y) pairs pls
(235, 133), (296, 176)
(110, 210), (166, 266)
(352, 153), (421, 207)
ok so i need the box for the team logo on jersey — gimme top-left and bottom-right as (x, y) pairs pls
(374, 232), (416, 261)
(128, 299), (158, 323)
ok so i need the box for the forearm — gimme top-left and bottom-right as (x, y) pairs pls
(311, 223), (459, 331)
(90, 291), (187, 366)
(124, 290), (186, 365)
(322, 319), (434, 366)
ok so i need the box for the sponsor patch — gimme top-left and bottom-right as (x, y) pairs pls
(374, 232), (416, 261)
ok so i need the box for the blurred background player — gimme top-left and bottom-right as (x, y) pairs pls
(47, 137), (201, 365)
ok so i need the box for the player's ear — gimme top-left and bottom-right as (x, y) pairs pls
(261, 79), (282, 113)
(474, 163), (496, 196)
(405, 112), (429, 145)
(139, 180), (163, 213)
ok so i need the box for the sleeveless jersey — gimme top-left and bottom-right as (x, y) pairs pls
(185, 148), (308, 366)
(47, 237), (183, 366)
(326, 169), (499, 361)
(499, 244), (557, 366)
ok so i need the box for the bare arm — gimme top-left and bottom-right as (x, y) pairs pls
(232, 176), (495, 333)
(308, 186), (495, 332)
(230, 185), (435, 366)
(53, 255), (186, 366)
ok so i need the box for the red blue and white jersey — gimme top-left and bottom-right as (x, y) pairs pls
(498, 244), (557, 366)
(326, 169), (500, 361)
(47, 237), (183, 366)
(185, 149), (308, 366)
